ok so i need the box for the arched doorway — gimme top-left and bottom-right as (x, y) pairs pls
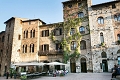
(102, 60), (108, 72)
(70, 58), (76, 73)
(117, 49), (120, 65)
(81, 58), (87, 73)
(101, 52), (108, 72)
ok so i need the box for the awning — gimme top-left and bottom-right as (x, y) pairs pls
(13, 62), (46, 66)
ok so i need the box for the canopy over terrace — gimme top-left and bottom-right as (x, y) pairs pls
(45, 62), (67, 71)
(46, 62), (67, 66)
(13, 62), (46, 66)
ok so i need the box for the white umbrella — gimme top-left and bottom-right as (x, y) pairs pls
(13, 62), (46, 66)
(46, 62), (66, 65)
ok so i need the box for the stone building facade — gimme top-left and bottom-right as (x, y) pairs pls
(0, 31), (5, 76)
(0, 0), (120, 76)
(89, 0), (120, 72)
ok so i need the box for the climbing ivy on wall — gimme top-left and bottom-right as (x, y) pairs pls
(49, 1), (90, 63)
(49, 18), (87, 63)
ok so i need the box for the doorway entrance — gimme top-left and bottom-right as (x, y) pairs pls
(70, 58), (76, 73)
(55, 60), (60, 70)
(102, 60), (108, 72)
(81, 58), (87, 73)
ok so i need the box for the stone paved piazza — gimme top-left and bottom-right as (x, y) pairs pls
(0, 73), (114, 80)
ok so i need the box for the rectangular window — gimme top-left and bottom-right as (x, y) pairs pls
(54, 28), (62, 36)
(56, 43), (62, 50)
(42, 30), (49, 37)
(71, 41), (77, 50)
(70, 28), (75, 35)
(41, 44), (49, 51)
(112, 4), (116, 9)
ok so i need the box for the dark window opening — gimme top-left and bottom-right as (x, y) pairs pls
(112, 4), (116, 9)
(42, 30), (49, 37)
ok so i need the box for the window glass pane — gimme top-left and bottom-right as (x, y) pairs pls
(118, 57), (120, 65)
(78, 3), (82, 7)
(100, 33), (104, 43)
(114, 15), (118, 21)
(98, 17), (104, 24)
(79, 26), (85, 34)
(118, 15), (120, 21)
(70, 28), (75, 35)
(78, 12), (84, 18)
(80, 40), (86, 50)
(118, 34), (120, 40)
(71, 41), (77, 50)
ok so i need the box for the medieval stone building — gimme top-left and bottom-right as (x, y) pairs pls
(0, 0), (120, 76)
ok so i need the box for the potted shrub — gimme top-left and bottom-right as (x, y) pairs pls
(60, 73), (64, 76)
(20, 75), (27, 80)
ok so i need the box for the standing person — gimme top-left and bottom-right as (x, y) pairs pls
(112, 65), (118, 78)
(6, 72), (9, 79)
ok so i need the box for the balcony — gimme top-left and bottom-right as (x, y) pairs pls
(38, 50), (63, 56)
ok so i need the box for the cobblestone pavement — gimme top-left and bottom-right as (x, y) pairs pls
(0, 73), (115, 80)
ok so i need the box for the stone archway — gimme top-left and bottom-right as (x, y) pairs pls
(70, 58), (76, 73)
(102, 60), (108, 72)
(117, 49), (120, 65)
(81, 57), (87, 73)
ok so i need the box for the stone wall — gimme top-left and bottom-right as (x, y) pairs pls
(89, 1), (120, 72)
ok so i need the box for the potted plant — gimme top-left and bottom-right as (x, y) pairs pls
(60, 73), (64, 76)
(20, 75), (27, 80)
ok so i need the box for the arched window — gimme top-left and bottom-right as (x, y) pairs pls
(33, 30), (35, 38)
(79, 26), (85, 34)
(117, 50), (120, 65)
(71, 41), (77, 50)
(117, 34), (120, 40)
(30, 30), (32, 38)
(22, 45), (24, 53)
(100, 32), (104, 43)
(22, 45), (27, 53)
(25, 45), (27, 53)
(30, 44), (34, 53)
(24, 30), (28, 38)
(80, 40), (86, 50)
(78, 12), (84, 18)
(101, 52), (107, 58)
(98, 17), (104, 24)
(30, 29), (35, 38)
(23, 31), (25, 38)
(117, 49), (120, 54)
(26, 30), (28, 38)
